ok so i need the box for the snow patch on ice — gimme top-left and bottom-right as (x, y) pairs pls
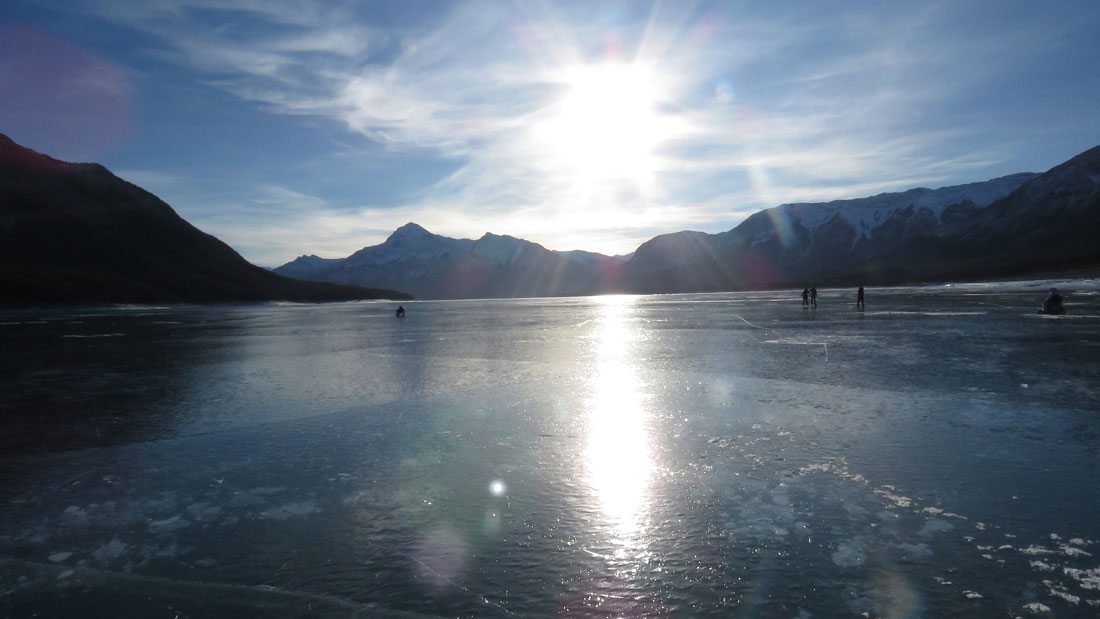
(894, 542), (933, 558)
(832, 541), (866, 567)
(261, 501), (321, 520)
(918, 518), (954, 537)
(874, 489), (912, 508)
(1060, 544), (1092, 557)
(250, 486), (286, 496)
(186, 503), (223, 522)
(1064, 567), (1100, 591)
(59, 505), (87, 526)
(1042, 579), (1080, 604)
(148, 515), (191, 533)
(48, 551), (72, 562)
(92, 538), (127, 563)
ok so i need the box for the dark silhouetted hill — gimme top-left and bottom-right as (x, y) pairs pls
(0, 133), (411, 305)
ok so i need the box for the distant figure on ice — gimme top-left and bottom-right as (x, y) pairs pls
(810, 286), (818, 308)
(395, 305), (406, 317)
(856, 286), (865, 310)
(801, 288), (810, 306)
(1039, 289), (1064, 315)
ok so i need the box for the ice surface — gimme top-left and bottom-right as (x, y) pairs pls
(1, 280), (1099, 617)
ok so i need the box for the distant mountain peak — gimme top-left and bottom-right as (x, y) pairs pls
(388, 222), (431, 240)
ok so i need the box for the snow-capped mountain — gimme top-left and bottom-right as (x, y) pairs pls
(620, 147), (1099, 291)
(764, 172), (1037, 248)
(278, 144), (1100, 298)
(275, 223), (627, 299)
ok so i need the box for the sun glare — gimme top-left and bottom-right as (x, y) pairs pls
(584, 296), (652, 545)
(535, 63), (677, 187)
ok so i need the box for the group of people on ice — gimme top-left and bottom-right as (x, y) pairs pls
(801, 285), (865, 309)
(797, 285), (1065, 314)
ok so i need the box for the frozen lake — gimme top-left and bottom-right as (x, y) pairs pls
(2, 280), (1099, 617)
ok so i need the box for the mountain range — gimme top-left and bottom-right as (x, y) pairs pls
(3, 129), (1097, 305)
(0, 133), (411, 305)
(277, 144), (1100, 297)
(275, 223), (628, 300)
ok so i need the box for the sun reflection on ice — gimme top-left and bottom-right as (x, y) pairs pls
(584, 295), (653, 546)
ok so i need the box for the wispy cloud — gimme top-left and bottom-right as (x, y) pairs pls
(43, 0), (1100, 262)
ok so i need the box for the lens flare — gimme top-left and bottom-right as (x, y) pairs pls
(715, 78), (735, 103)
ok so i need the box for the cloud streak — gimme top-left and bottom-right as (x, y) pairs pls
(34, 0), (1100, 263)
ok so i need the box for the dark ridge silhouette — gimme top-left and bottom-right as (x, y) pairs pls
(0, 133), (412, 305)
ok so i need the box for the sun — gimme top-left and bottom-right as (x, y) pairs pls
(534, 63), (678, 187)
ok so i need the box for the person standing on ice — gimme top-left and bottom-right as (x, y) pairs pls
(395, 306), (405, 317)
(810, 286), (818, 308)
(801, 288), (810, 306)
(1040, 289), (1064, 315)
(856, 286), (865, 310)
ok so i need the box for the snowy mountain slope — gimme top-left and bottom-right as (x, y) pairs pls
(620, 150), (1098, 292)
(774, 173), (1037, 246)
(275, 223), (627, 299)
(275, 145), (1100, 297)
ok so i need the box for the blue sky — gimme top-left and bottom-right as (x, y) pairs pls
(3, 1), (1099, 266)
